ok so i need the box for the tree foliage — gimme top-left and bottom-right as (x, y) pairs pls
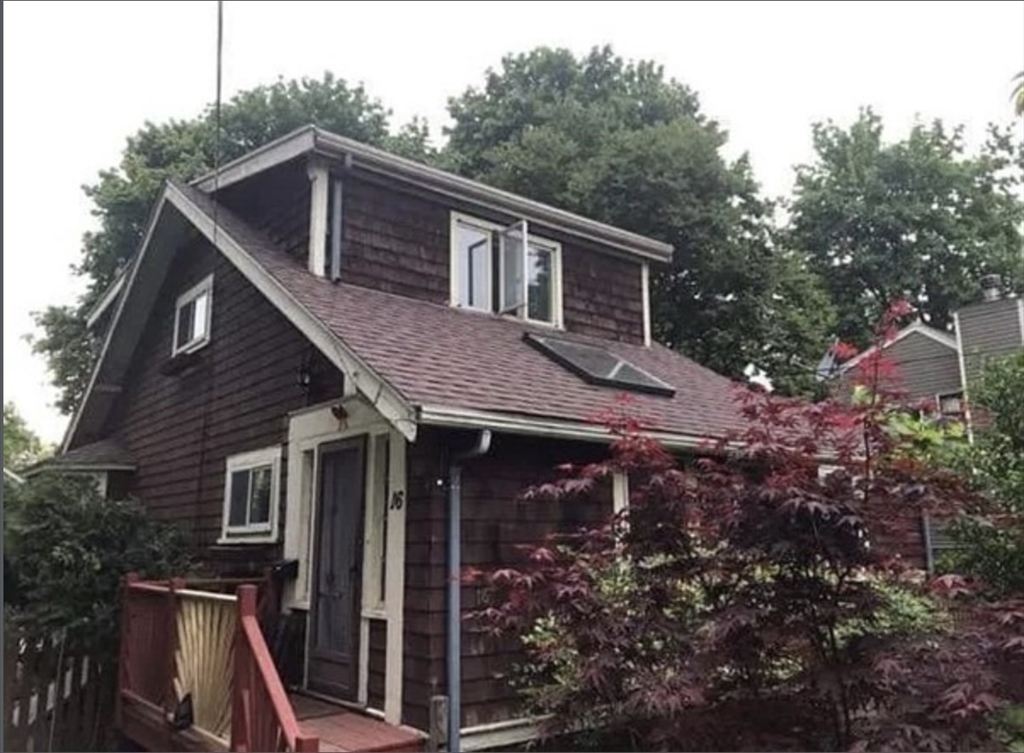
(944, 351), (1024, 596)
(4, 474), (191, 655)
(444, 46), (836, 394)
(32, 73), (435, 414)
(469, 306), (1024, 751)
(3, 402), (44, 470)
(789, 108), (1024, 347)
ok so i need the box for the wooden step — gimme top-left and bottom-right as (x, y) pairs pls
(289, 693), (424, 753)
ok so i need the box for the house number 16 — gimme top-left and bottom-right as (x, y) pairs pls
(389, 490), (405, 510)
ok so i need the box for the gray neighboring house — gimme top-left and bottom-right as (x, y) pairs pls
(835, 277), (1024, 439)
(834, 278), (1023, 571)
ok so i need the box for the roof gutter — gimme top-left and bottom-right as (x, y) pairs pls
(417, 405), (735, 453)
(447, 430), (492, 753)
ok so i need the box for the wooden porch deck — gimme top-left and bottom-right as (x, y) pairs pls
(290, 695), (422, 753)
(117, 576), (423, 753)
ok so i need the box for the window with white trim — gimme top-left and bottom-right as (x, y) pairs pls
(172, 274), (213, 356)
(450, 212), (562, 326)
(221, 447), (281, 542)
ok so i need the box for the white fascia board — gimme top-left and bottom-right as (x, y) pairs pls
(192, 126), (317, 191)
(416, 404), (733, 453)
(84, 271), (128, 330)
(166, 184), (418, 442)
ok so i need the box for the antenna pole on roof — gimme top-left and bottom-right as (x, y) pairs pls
(212, 0), (224, 244)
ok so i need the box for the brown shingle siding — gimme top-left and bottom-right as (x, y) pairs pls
(105, 236), (345, 567)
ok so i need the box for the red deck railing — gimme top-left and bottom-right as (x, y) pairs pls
(118, 576), (318, 752)
(232, 585), (317, 752)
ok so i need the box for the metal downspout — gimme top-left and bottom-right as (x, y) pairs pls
(448, 430), (492, 753)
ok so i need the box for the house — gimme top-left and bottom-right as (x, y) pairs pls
(834, 277), (1024, 438)
(47, 125), (751, 750)
(832, 278), (1023, 572)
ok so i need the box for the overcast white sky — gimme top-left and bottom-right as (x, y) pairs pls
(4, 0), (1023, 444)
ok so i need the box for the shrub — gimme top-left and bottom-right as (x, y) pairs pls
(468, 304), (1022, 751)
(4, 473), (192, 656)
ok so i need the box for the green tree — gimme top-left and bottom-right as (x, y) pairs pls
(945, 351), (1024, 596)
(444, 46), (835, 394)
(32, 73), (434, 414)
(789, 108), (1024, 347)
(3, 402), (43, 470)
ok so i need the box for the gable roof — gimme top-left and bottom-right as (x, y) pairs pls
(835, 320), (958, 375)
(65, 181), (746, 454)
(192, 125), (674, 263)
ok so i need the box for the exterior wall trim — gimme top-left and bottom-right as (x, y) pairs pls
(283, 400), (406, 725)
(84, 267), (128, 330)
(1018, 299), (1024, 347)
(952, 311), (974, 444)
(460, 717), (547, 751)
(641, 261), (651, 347)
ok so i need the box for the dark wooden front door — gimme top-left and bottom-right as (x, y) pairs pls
(308, 437), (365, 700)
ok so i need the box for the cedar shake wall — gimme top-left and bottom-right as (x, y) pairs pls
(403, 430), (613, 731)
(102, 237), (344, 570)
(219, 159), (311, 262)
(336, 172), (648, 345)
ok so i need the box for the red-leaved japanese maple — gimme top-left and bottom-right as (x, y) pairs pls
(468, 303), (1024, 751)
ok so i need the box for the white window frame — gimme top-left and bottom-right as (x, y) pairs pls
(219, 446), (282, 544)
(449, 211), (563, 328)
(171, 274), (214, 356)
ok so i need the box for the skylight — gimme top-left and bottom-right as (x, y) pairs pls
(525, 334), (676, 397)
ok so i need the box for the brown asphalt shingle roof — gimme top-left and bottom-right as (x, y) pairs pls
(177, 182), (749, 442)
(27, 438), (135, 476)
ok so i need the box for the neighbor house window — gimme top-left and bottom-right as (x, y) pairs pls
(936, 392), (964, 417)
(450, 212), (562, 326)
(220, 446), (281, 542)
(172, 274), (213, 355)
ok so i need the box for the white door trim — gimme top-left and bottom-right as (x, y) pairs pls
(283, 399), (406, 723)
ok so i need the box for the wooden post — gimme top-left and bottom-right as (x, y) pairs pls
(116, 572), (141, 729)
(165, 577), (185, 750)
(428, 695), (449, 752)
(232, 585), (258, 752)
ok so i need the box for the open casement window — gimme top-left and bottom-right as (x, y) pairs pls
(172, 274), (213, 356)
(451, 212), (561, 326)
(220, 447), (281, 543)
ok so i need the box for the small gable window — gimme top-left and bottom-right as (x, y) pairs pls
(220, 446), (281, 543)
(450, 212), (562, 326)
(172, 274), (213, 356)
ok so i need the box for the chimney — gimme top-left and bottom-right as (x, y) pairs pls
(980, 274), (1002, 302)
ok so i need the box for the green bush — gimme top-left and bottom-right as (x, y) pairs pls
(5, 473), (192, 656)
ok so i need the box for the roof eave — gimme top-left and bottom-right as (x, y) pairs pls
(313, 129), (674, 263)
(191, 124), (673, 263)
(416, 404), (737, 453)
